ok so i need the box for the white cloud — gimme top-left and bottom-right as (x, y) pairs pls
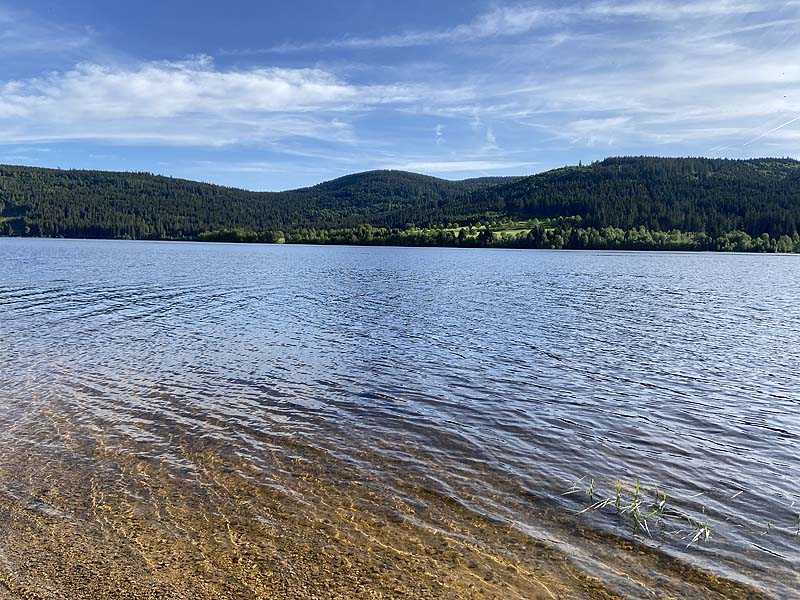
(435, 123), (445, 144)
(484, 126), (499, 150)
(0, 57), (419, 146)
(561, 117), (631, 146)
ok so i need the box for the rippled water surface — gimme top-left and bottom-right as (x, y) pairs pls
(0, 238), (798, 599)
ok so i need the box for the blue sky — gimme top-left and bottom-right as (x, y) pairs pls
(0, 0), (798, 190)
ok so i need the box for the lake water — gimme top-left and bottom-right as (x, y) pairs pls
(0, 238), (798, 599)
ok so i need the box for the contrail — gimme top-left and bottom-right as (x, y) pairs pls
(744, 115), (800, 146)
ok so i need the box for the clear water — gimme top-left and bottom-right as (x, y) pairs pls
(0, 238), (798, 599)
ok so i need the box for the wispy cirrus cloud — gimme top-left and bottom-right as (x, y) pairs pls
(585, 0), (764, 19)
(222, 6), (549, 55)
(0, 4), (97, 59)
(225, 0), (770, 55)
(386, 159), (539, 174)
(385, 1), (800, 153)
(214, 0), (800, 159)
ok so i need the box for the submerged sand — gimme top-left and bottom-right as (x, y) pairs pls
(0, 408), (770, 600)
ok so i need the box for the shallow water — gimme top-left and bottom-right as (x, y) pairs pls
(0, 238), (798, 599)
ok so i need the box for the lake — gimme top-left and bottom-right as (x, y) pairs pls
(0, 238), (797, 599)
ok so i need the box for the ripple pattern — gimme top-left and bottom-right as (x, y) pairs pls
(0, 239), (798, 598)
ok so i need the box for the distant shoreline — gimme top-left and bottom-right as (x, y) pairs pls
(2, 234), (799, 254)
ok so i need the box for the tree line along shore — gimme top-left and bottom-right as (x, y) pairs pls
(2, 156), (800, 252)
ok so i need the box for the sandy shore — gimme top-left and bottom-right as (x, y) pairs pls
(0, 411), (771, 600)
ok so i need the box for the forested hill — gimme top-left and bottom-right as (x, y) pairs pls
(0, 166), (513, 239)
(485, 157), (800, 237)
(1, 157), (800, 248)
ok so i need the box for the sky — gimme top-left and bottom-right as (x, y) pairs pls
(0, 0), (798, 191)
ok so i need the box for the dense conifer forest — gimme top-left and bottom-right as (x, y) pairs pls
(2, 157), (800, 252)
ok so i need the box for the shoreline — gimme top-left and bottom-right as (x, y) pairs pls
(1, 235), (799, 255)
